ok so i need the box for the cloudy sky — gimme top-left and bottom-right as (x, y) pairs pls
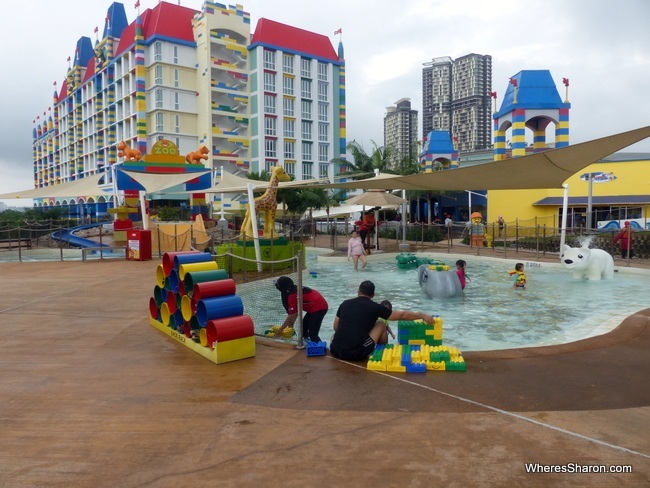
(1, 0), (649, 206)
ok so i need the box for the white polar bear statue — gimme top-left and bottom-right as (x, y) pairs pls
(418, 265), (463, 298)
(560, 244), (614, 280)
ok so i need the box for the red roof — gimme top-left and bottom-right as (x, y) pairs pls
(115, 1), (197, 56)
(142, 2), (196, 43)
(251, 18), (339, 62)
(82, 57), (96, 83)
(57, 80), (67, 103)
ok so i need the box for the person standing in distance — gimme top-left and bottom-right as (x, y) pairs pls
(347, 230), (368, 270)
(329, 280), (433, 361)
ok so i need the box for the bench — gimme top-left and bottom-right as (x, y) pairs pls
(0, 238), (32, 250)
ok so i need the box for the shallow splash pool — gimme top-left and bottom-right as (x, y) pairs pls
(299, 250), (649, 351)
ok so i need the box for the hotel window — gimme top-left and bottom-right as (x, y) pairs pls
(174, 92), (179, 110)
(301, 121), (312, 140)
(318, 102), (328, 122)
(264, 160), (274, 173)
(174, 69), (179, 88)
(264, 116), (277, 136)
(317, 62), (328, 81)
(264, 94), (276, 114)
(264, 72), (276, 92)
(156, 112), (163, 131)
(173, 46), (179, 64)
(319, 163), (329, 178)
(283, 97), (294, 117)
(302, 163), (313, 178)
(154, 42), (162, 62)
(300, 58), (311, 77)
(265, 138), (277, 158)
(318, 81), (328, 101)
(263, 49), (275, 70)
(301, 79), (312, 98)
(284, 140), (295, 159)
(174, 115), (180, 133)
(155, 65), (163, 85)
(318, 143), (329, 163)
(155, 89), (163, 108)
(318, 123), (328, 142)
(302, 142), (312, 161)
(285, 162), (295, 176)
(301, 100), (312, 119)
(282, 75), (294, 95)
(283, 119), (295, 138)
(283, 54), (293, 74)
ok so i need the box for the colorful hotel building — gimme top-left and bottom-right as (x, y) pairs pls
(31, 1), (345, 217)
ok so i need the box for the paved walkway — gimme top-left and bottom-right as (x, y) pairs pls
(0, 254), (648, 487)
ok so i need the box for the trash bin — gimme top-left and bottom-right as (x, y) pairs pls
(127, 229), (152, 261)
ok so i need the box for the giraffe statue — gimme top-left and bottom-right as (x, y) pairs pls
(240, 165), (291, 239)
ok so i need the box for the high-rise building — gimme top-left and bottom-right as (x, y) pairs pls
(422, 53), (492, 152)
(383, 98), (418, 166)
(248, 19), (346, 180)
(31, 1), (344, 217)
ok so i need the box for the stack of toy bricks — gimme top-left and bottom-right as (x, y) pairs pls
(149, 251), (255, 364)
(367, 316), (466, 372)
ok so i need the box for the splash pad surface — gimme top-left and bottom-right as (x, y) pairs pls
(296, 250), (649, 351)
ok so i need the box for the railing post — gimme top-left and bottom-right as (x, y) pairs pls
(515, 219), (519, 253)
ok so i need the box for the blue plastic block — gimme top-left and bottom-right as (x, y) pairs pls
(405, 363), (427, 373)
(306, 341), (327, 357)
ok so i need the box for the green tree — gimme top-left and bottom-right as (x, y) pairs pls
(330, 140), (396, 179)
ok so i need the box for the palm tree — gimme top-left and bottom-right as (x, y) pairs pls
(330, 140), (396, 179)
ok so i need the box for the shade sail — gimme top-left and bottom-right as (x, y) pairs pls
(201, 174), (330, 194)
(321, 125), (650, 191)
(0, 173), (111, 200)
(119, 169), (212, 194)
(345, 189), (406, 207)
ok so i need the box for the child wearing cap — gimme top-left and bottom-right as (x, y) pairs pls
(274, 276), (328, 342)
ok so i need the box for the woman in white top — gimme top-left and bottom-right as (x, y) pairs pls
(347, 230), (367, 270)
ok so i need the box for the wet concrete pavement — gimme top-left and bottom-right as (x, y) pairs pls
(0, 254), (648, 487)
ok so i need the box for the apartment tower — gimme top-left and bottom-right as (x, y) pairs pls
(422, 53), (492, 153)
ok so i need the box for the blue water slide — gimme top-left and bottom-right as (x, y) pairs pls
(51, 223), (110, 248)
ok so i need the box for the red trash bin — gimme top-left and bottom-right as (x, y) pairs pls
(127, 229), (152, 261)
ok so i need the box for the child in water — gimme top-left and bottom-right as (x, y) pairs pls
(509, 262), (526, 289)
(379, 300), (396, 340)
(455, 260), (467, 290)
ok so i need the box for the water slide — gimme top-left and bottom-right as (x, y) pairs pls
(51, 223), (111, 248)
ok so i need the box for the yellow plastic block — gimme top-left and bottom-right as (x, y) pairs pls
(367, 360), (387, 371)
(427, 361), (446, 371)
(407, 340), (425, 345)
(387, 364), (407, 372)
(150, 317), (255, 365)
(410, 350), (423, 362)
(214, 336), (255, 364)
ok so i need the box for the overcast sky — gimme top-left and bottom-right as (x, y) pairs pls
(1, 0), (649, 206)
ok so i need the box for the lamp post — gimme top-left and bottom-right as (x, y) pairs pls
(580, 172), (616, 230)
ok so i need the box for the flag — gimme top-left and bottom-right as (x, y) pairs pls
(490, 91), (497, 98)
(334, 28), (342, 35)
(509, 77), (518, 87)
(135, 0), (140, 8)
(562, 77), (570, 87)
(67, 56), (71, 62)
(53, 81), (57, 86)
(94, 26), (98, 33)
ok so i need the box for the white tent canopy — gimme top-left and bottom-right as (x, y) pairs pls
(0, 172), (111, 200)
(200, 172), (331, 194)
